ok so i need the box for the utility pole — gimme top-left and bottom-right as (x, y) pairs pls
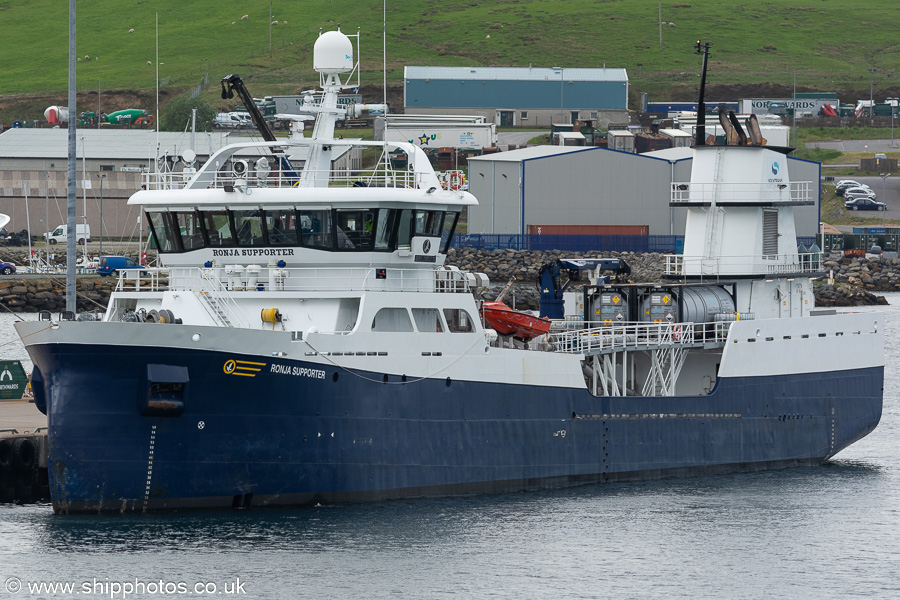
(269, 1), (273, 59)
(658, 0), (662, 50)
(66, 0), (76, 311)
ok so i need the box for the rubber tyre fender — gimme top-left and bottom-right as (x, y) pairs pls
(11, 438), (35, 473)
(0, 438), (12, 472)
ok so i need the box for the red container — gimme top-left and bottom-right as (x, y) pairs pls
(527, 224), (649, 236)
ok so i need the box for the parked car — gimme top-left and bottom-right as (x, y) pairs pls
(96, 256), (147, 277)
(0, 260), (15, 275)
(835, 179), (862, 192)
(843, 187), (877, 200)
(836, 180), (871, 196)
(844, 197), (886, 211)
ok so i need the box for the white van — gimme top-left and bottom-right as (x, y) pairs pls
(213, 112), (252, 128)
(44, 223), (90, 245)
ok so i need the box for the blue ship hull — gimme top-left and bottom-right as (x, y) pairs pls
(28, 343), (883, 513)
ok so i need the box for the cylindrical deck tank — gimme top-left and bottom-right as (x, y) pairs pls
(640, 290), (678, 323)
(679, 286), (735, 322)
(590, 291), (628, 324)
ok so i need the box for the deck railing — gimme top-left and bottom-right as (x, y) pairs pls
(141, 165), (437, 191)
(670, 181), (812, 205)
(665, 252), (823, 278)
(548, 320), (732, 355)
(151, 266), (484, 294)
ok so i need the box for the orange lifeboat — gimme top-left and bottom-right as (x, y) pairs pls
(481, 301), (552, 341)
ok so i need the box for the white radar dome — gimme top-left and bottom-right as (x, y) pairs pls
(314, 30), (353, 74)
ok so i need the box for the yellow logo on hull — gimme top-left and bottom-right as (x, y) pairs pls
(223, 359), (266, 377)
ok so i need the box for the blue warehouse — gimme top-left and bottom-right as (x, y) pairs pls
(404, 66), (629, 128)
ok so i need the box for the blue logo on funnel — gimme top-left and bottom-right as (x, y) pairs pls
(772, 162), (779, 175)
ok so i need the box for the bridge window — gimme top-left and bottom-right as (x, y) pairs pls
(174, 211), (204, 251)
(263, 209), (300, 246)
(146, 212), (179, 252)
(441, 212), (460, 252)
(374, 208), (398, 250)
(299, 209), (333, 249)
(233, 210), (265, 246)
(148, 207), (462, 254)
(397, 209), (413, 250)
(335, 209), (377, 251)
(202, 211), (235, 247)
(415, 210), (443, 237)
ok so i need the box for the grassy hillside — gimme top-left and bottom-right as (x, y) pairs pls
(3, 0), (900, 106)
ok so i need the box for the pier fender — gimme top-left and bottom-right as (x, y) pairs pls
(0, 439), (12, 472)
(139, 364), (189, 417)
(11, 438), (35, 473)
(29, 366), (47, 415)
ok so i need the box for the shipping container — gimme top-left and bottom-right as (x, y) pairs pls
(634, 133), (671, 153)
(437, 147), (456, 170)
(658, 128), (693, 147)
(527, 224), (649, 236)
(607, 130), (635, 153)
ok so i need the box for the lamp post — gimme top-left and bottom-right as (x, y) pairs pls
(97, 173), (106, 256)
(880, 172), (890, 228)
(552, 66), (564, 124)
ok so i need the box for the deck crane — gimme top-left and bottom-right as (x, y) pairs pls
(220, 74), (298, 180)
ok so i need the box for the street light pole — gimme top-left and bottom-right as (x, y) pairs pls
(881, 172), (890, 228)
(98, 173), (105, 257)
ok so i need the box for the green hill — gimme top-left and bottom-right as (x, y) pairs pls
(3, 0), (900, 116)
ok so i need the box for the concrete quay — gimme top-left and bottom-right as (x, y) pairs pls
(0, 400), (49, 504)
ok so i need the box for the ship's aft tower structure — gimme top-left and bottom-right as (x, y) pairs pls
(671, 145), (815, 279)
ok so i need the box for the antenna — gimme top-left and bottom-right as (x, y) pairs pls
(695, 40), (711, 146)
(383, 0), (387, 108)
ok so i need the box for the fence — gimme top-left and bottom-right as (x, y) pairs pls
(452, 234), (818, 254)
(451, 234), (684, 253)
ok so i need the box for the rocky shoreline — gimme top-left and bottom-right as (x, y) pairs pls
(0, 248), (889, 313)
(445, 248), (890, 310)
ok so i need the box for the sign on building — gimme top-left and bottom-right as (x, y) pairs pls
(0, 360), (29, 400)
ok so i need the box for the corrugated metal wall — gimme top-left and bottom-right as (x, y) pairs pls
(522, 149), (678, 235)
(405, 79), (627, 110)
(467, 150), (821, 239)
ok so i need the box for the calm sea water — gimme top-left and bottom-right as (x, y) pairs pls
(0, 301), (898, 600)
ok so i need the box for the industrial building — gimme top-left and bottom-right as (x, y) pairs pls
(0, 128), (358, 240)
(0, 129), (233, 240)
(404, 66), (629, 128)
(466, 145), (821, 238)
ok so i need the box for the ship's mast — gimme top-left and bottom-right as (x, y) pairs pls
(695, 41), (710, 146)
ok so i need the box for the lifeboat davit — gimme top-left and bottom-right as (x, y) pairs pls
(482, 301), (552, 340)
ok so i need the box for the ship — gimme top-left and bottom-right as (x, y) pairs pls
(15, 32), (883, 513)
